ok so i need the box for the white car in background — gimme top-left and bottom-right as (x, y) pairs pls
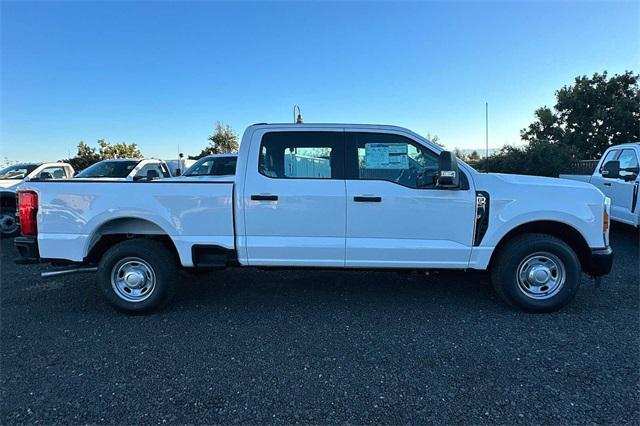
(0, 162), (74, 237)
(74, 159), (172, 181)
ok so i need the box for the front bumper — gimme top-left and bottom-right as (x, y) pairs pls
(584, 246), (613, 277)
(14, 236), (40, 264)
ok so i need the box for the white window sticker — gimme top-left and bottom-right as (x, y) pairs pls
(364, 143), (409, 169)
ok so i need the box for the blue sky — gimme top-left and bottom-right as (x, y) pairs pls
(1, 1), (638, 162)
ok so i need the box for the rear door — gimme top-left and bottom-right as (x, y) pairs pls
(242, 129), (347, 266)
(344, 131), (476, 268)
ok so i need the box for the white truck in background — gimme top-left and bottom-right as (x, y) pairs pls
(0, 162), (74, 237)
(15, 123), (613, 314)
(560, 143), (639, 227)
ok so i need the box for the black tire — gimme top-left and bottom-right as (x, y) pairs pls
(0, 209), (20, 239)
(97, 239), (178, 314)
(491, 233), (581, 313)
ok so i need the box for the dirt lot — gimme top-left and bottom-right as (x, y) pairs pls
(1, 224), (638, 424)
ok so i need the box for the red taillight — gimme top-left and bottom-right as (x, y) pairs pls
(18, 191), (38, 236)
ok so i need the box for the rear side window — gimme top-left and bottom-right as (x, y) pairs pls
(136, 163), (169, 179)
(38, 166), (68, 179)
(258, 132), (344, 179)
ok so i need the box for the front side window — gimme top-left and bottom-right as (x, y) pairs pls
(599, 149), (619, 174)
(258, 132), (344, 179)
(349, 132), (439, 189)
(618, 149), (639, 178)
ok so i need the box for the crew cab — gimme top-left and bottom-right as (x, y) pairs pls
(0, 162), (74, 237)
(560, 143), (639, 227)
(74, 158), (172, 180)
(14, 124), (613, 313)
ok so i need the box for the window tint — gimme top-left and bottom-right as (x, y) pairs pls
(259, 132), (344, 179)
(349, 132), (440, 189)
(599, 149), (619, 173)
(618, 149), (639, 178)
(38, 167), (67, 180)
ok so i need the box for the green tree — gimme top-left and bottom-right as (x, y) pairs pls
(61, 141), (101, 171)
(191, 122), (239, 159)
(97, 139), (142, 159)
(479, 71), (638, 177)
(521, 71), (639, 159)
(61, 140), (142, 172)
(425, 132), (443, 147)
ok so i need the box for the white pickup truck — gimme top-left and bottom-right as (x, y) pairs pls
(560, 143), (639, 227)
(14, 123), (613, 313)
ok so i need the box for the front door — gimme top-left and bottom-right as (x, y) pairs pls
(242, 130), (347, 267)
(344, 131), (476, 268)
(592, 148), (639, 225)
(611, 148), (640, 224)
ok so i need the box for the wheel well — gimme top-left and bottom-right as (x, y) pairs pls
(490, 221), (591, 271)
(84, 218), (179, 264)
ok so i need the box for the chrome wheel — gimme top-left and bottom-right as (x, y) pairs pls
(516, 252), (566, 300)
(0, 211), (19, 235)
(111, 257), (156, 302)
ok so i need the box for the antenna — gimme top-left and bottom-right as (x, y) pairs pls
(293, 105), (303, 124)
(485, 102), (489, 161)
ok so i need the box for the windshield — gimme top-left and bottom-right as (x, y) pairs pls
(0, 164), (39, 180)
(185, 156), (237, 176)
(76, 160), (140, 178)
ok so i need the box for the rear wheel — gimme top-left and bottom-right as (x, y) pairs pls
(491, 233), (581, 312)
(0, 209), (19, 238)
(97, 239), (178, 313)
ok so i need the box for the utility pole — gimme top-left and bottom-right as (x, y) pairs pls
(485, 102), (489, 160)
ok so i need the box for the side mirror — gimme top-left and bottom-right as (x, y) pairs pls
(601, 161), (620, 179)
(175, 169), (182, 176)
(436, 151), (460, 189)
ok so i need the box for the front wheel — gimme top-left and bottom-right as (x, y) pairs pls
(491, 233), (581, 313)
(97, 239), (178, 313)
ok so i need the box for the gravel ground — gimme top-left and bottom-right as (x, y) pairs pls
(1, 224), (639, 424)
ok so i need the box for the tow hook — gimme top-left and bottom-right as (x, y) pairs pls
(41, 267), (98, 278)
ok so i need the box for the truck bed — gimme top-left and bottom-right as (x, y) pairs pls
(25, 180), (235, 267)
